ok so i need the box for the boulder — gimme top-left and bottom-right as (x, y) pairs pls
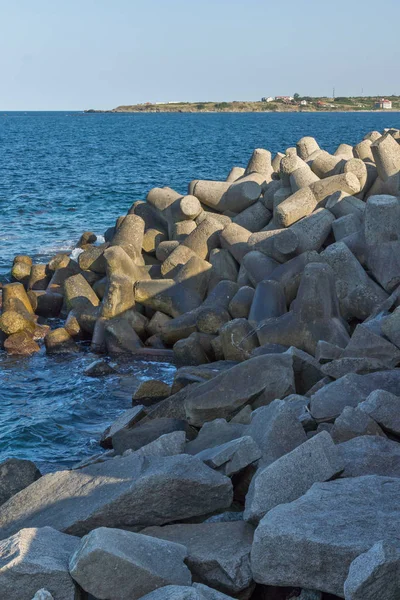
(247, 400), (307, 467)
(139, 584), (236, 599)
(359, 389), (400, 435)
(3, 331), (40, 356)
(338, 435), (400, 478)
(132, 379), (171, 406)
(0, 454), (233, 538)
(0, 527), (79, 600)
(184, 354), (295, 426)
(244, 432), (343, 524)
(344, 541), (400, 600)
(69, 527), (191, 600)
(310, 370), (400, 421)
(331, 406), (385, 443)
(124, 431), (187, 459)
(186, 419), (247, 455)
(31, 590), (55, 600)
(142, 521), (254, 596)
(195, 436), (261, 476)
(0, 458), (41, 507)
(251, 475), (400, 596)
(111, 417), (190, 454)
(100, 405), (146, 449)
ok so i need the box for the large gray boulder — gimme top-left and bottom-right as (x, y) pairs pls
(247, 400), (307, 467)
(331, 405), (385, 443)
(69, 527), (191, 600)
(244, 432), (343, 524)
(0, 527), (79, 600)
(251, 475), (400, 596)
(0, 458), (41, 507)
(184, 354), (295, 426)
(112, 417), (190, 454)
(142, 521), (254, 596)
(195, 436), (261, 476)
(310, 370), (400, 421)
(0, 454), (232, 539)
(344, 541), (400, 600)
(359, 389), (400, 435)
(124, 431), (187, 459)
(139, 584), (236, 599)
(186, 419), (246, 455)
(338, 435), (400, 478)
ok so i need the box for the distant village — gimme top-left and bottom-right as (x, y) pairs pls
(261, 95), (393, 109)
(86, 95), (399, 113)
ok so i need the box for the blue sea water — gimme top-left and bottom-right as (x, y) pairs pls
(1, 110), (400, 471)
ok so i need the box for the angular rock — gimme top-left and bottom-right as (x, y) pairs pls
(310, 370), (400, 421)
(132, 379), (171, 406)
(112, 417), (190, 454)
(251, 475), (400, 596)
(100, 405), (146, 449)
(247, 400), (307, 467)
(344, 541), (400, 600)
(338, 435), (400, 478)
(143, 521), (254, 596)
(139, 584), (236, 600)
(331, 405), (385, 443)
(0, 454), (233, 538)
(124, 431), (187, 459)
(359, 389), (400, 435)
(69, 527), (191, 600)
(186, 419), (247, 455)
(0, 527), (79, 600)
(184, 354), (295, 426)
(244, 432), (343, 524)
(195, 436), (261, 476)
(0, 458), (41, 507)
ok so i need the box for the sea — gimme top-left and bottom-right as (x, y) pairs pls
(1, 110), (399, 471)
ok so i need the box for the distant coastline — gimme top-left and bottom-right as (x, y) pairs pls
(85, 97), (400, 114)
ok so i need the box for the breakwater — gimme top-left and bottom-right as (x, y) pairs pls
(0, 124), (400, 599)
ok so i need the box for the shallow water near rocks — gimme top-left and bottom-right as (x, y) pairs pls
(1, 110), (400, 470)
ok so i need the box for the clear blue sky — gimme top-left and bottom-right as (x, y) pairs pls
(1, 0), (399, 110)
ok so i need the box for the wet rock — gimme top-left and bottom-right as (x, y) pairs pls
(69, 527), (191, 600)
(0, 310), (34, 336)
(0, 527), (79, 600)
(44, 328), (79, 354)
(4, 331), (40, 356)
(244, 432), (342, 524)
(143, 521), (254, 596)
(84, 358), (117, 377)
(251, 475), (400, 596)
(0, 454), (233, 538)
(0, 458), (41, 507)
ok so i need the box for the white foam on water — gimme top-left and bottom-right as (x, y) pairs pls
(70, 247), (84, 262)
(95, 234), (105, 244)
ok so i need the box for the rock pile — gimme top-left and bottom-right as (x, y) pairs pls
(1, 128), (400, 598)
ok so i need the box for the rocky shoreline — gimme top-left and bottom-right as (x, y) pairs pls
(1, 128), (400, 598)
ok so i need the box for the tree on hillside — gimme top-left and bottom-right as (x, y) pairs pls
(294, 93), (300, 100)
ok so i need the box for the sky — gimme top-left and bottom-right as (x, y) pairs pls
(0, 0), (399, 110)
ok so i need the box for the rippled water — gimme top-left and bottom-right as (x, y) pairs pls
(1, 110), (400, 470)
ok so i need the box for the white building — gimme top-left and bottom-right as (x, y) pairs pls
(375, 98), (392, 109)
(300, 100), (307, 105)
(261, 97), (274, 102)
